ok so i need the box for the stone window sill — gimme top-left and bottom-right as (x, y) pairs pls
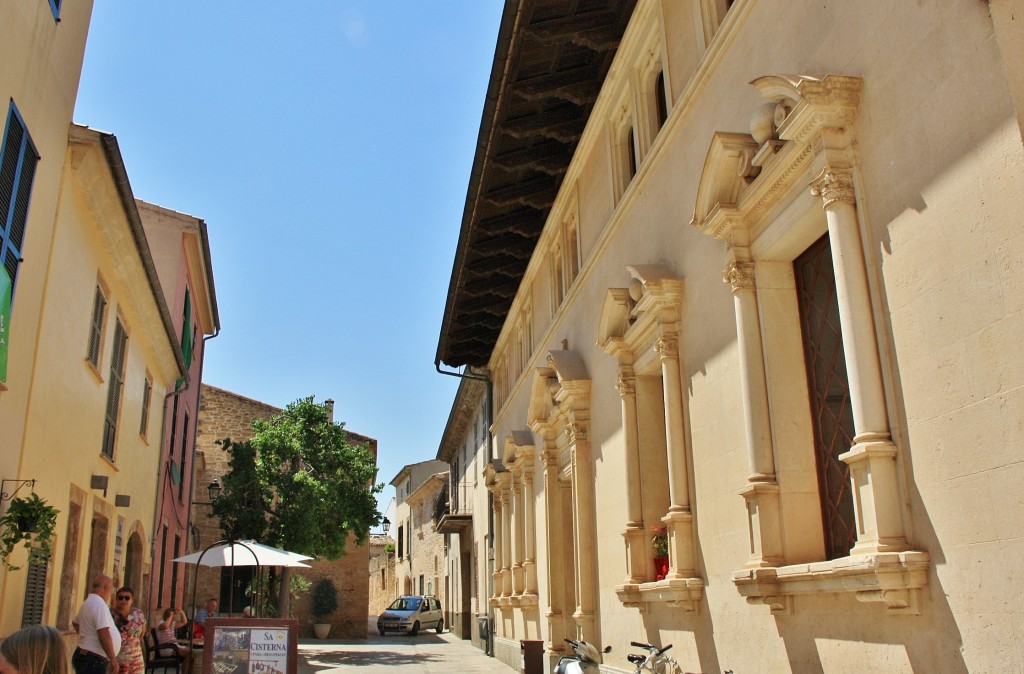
(615, 577), (704, 614)
(731, 550), (930, 614)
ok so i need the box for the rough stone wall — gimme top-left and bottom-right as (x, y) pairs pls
(408, 480), (448, 613)
(296, 535), (370, 639)
(191, 385), (280, 612)
(368, 536), (396, 616)
(190, 385), (376, 638)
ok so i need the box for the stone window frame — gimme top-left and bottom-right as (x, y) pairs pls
(690, 74), (928, 615)
(527, 350), (600, 645)
(598, 265), (703, 613)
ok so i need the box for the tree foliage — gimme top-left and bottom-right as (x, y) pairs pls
(212, 397), (384, 559)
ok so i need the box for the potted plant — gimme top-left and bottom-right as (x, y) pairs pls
(0, 493), (60, 571)
(311, 578), (338, 639)
(651, 525), (669, 580)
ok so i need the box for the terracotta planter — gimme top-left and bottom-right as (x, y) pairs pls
(313, 623), (331, 639)
(653, 555), (669, 580)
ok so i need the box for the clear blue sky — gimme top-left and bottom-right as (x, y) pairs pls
(74, 3), (504, 518)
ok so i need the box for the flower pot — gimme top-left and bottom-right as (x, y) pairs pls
(313, 623), (331, 639)
(16, 515), (37, 533)
(653, 555), (669, 581)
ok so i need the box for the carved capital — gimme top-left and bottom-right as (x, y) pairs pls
(809, 167), (855, 207)
(615, 375), (635, 398)
(723, 260), (756, 293)
(654, 335), (678, 360)
(566, 422), (588, 443)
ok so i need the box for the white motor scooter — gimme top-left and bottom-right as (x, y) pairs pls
(552, 638), (611, 674)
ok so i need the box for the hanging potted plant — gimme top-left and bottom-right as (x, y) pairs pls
(0, 493), (59, 571)
(311, 578), (338, 639)
(651, 525), (669, 581)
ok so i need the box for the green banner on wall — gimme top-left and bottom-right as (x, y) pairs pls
(0, 268), (11, 383)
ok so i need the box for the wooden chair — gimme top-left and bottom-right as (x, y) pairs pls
(144, 628), (183, 674)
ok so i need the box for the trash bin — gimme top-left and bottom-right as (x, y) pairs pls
(477, 614), (490, 653)
(521, 639), (544, 674)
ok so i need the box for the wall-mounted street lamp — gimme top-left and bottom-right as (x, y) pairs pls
(191, 479), (222, 506)
(381, 517), (390, 534)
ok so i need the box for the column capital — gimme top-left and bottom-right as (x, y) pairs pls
(655, 335), (679, 360)
(723, 259), (756, 293)
(809, 167), (855, 207)
(616, 374), (636, 398)
(567, 422), (588, 443)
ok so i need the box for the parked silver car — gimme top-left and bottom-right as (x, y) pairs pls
(377, 595), (443, 636)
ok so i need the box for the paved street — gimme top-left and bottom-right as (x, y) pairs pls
(296, 619), (519, 673)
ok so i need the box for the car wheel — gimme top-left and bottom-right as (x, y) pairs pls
(435, 619), (444, 634)
(410, 622), (420, 636)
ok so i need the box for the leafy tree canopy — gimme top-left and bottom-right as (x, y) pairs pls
(212, 397), (383, 560)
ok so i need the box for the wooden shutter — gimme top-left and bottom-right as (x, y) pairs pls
(102, 320), (128, 459)
(1, 105), (39, 292)
(21, 550), (48, 626)
(140, 377), (152, 436)
(87, 286), (107, 367)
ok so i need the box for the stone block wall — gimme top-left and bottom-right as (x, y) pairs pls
(190, 385), (280, 612)
(296, 535), (370, 639)
(189, 385), (377, 638)
(368, 536), (396, 616)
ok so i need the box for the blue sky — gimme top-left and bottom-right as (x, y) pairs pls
(74, 3), (504, 518)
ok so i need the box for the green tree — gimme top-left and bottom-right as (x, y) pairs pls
(211, 397), (383, 616)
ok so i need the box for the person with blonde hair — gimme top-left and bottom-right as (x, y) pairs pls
(0, 625), (69, 674)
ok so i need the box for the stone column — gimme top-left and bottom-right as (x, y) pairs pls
(492, 492), (504, 602)
(500, 482), (514, 596)
(724, 256), (785, 567)
(616, 368), (649, 583)
(656, 334), (696, 578)
(811, 167), (907, 555)
(540, 445), (566, 653)
(511, 470), (524, 596)
(568, 419), (596, 641)
(522, 463), (538, 595)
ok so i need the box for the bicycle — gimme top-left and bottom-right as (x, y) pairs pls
(627, 641), (682, 674)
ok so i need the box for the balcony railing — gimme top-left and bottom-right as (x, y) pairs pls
(434, 479), (474, 533)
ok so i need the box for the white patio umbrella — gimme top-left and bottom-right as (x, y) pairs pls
(174, 539), (313, 619)
(173, 540), (312, 567)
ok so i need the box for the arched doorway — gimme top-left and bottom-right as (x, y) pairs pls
(124, 532), (145, 598)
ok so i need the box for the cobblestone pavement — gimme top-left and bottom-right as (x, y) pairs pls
(296, 619), (519, 673)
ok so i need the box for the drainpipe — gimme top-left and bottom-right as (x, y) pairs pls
(435, 361), (494, 655)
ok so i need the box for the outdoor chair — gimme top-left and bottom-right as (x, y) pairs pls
(144, 628), (183, 674)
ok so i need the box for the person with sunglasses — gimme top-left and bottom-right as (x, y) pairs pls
(110, 587), (145, 674)
(72, 575), (121, 674)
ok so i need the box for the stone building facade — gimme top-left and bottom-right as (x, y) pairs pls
(434, 0), (1024, 672)
(191, 384), (376, 638)
(367, 535), (396, 616)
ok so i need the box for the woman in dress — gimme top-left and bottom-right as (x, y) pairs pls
(0, 625), (68, 674)
(110, 587), (145, 674)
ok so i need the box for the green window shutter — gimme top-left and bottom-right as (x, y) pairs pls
(1, 103), (39, 300)
(86, 285), (107, 367)
(140, 377), (152, 437)
(102, 320), (128, 459)
(21, 550), (48, 626)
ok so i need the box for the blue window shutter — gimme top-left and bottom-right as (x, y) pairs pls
(1, 103), (39, 299)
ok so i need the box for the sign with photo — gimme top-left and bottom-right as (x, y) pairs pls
(201, 619), (297, 674)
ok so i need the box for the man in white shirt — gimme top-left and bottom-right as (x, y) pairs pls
(72, 575), (120, 674)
